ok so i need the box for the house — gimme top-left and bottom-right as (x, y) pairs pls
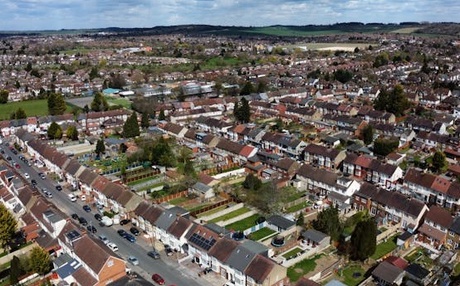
(371, 261), (405, 286)
(447, 216), (460, 250)
(303, 143), (346, 170)
(416, 205), (453, 250)
(57, 224), (127, 286)
(185, 223), (221, 268)
(353, 182), (428, 232)
(167, 215), (193, 254)
(300, 229), (331, 249)
(190, 182), (215, 201)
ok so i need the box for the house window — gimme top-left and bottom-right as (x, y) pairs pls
(371, 207), (377, 215)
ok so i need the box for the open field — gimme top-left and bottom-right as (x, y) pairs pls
(0, 99), (72, 120)
(244, 27), (344, 37)
(305, 42), (373, 51)
(391, 27), (421, 34)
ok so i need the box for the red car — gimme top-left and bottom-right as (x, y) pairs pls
(152, 274), (165, 285)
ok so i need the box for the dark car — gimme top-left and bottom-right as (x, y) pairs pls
(119, 219), (131, 225)
(86, 225), (97, 233)
(71, 213), (79, 220)
(38, 173), (46, 180)
(130, 227), (140, 236)
(152, 274), (165, 285)
(125, 233), (136, 243)
(78, 217), (88, 226)
(55, 185), (62, 191)
(147, 250), (160, 260)
(94, 213), (102, 221)
(31, 179), (37, 186)
(117, 229), (128, 238)
(82, 205), (91, 212)
(6, 156), (11, 161)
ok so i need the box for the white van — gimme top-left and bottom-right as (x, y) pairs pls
(68, 193), (77, 202)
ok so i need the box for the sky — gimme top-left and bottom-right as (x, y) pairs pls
(0, 0), (458, 31)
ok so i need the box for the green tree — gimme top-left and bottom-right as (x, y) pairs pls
(141, 112), (150, 129)
(243, 173), (262, 190)
(158, 109), (166, 121)
(362, 125), (374, 145)
(350, 218), (377, 261)
(10, 255), (22, 285)
(240, 81), (255, 95)
(312, 206), (342, 241)
(120, 143), (128, 153)
(66, 125), (79, 141)
(0, 203), (17, 250)
(122, 112), (140, 138)
(89, 66), (99, 80)
(234, 97), (251, 123)
(29, 246), (51, 275)
(432, 150), (447, 173)
(47, 122), (62, 140)
(15, 108), (27, 119)
(0, 89), (8, 104)
(373, 52), (389, 68)
(256, 81), (267, 93)
(95, 139), (106, 156)
(373, 137), (399, 156)
(47, 93), (66, 115)
(296, 213), (305, 226)
(90, 92), (109, 112)
(333, 69), (354, 83)
(374, 85), (410, 117)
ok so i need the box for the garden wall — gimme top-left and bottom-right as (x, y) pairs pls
(212, 168), (246, 179)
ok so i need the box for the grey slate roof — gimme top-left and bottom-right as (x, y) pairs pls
(266, 215), (295, 230)
(225, 245), (257, 272)
(155, 209), (179, 231)
(301, 229), (330, 244)
(372, 261), (405, 284)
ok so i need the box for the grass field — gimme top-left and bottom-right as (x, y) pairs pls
(287, 254), (322, 282)
(105, 96), (132, 109)
(224, 214), (262, 232)
(0, 99), (73, 120)
(370, 234), (399, 260)
(248, 227), (277, 241)
(245, 27), (345, 37)
(208, 207), (250, 223)
(283, 247), (303, 259)
(340, 264), (366, 286)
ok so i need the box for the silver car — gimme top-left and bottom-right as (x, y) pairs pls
(128, 256), (139, 266)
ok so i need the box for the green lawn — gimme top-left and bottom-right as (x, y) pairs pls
(105, 96), (132, 108)
(404, 248), (434, 267)
(287, 254), (323, 282)
(453, 262), (460, 277)
(0, 99), (73, 119)
(340, 264), (366, 286)
(208, 207), (250, 223)
(371, 234), (399, 260)
(285, 201), (309, 213)
(248, 227), (277, 241)
(224, 214), (262, 232)
(283, 247), (303, 259)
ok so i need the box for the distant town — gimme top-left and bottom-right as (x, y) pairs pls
(0, 23), (460, 286)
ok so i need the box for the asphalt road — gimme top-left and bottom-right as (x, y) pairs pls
(1, 141), (208, 286)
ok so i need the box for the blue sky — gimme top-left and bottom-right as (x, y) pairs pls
(1, 0), (458, 31)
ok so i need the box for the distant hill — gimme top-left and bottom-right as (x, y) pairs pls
(1, 22), (459, 38)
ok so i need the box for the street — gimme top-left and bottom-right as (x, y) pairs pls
(1, 142), (210, 286)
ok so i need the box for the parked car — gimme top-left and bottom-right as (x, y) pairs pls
(38, 173), (46, 180)
(44, 191), (53, 198)
(82, 205), (91, 212)
(107, 242), (118, 252)
(130, 227), (140, 236)
(120, 219), (131, 225)
(78, 217), (88, 226)
(86, 225), (97, 233)
(55, 185), (62, 191)
(125, 233), (136, 243)
(68, 193), (77, 202)
(94, 213), (102, 221)
(147, 250), (160, 260)
(152, 274), (165, 285)
(71, 213), (79, 220)
(24, 173), (30, 179)
(31, 179), (37, 186)
(117, 229), (128, 238)
(98, 234), (109, 245)
(128, 256), (139, 266)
